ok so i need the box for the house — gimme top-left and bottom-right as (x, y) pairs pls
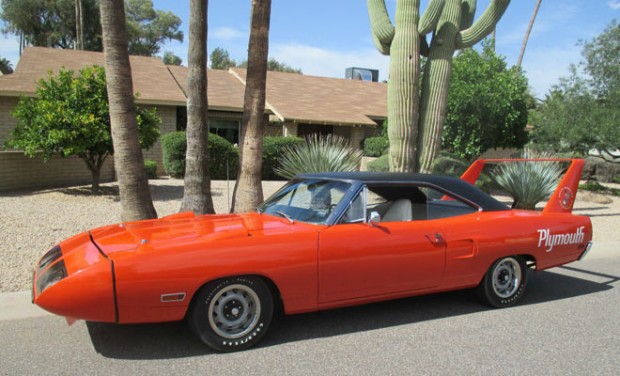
(0, 47), (386, 191)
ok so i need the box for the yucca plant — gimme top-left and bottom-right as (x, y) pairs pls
(493, 150), (563, 210)
(275, 134), (362, 179)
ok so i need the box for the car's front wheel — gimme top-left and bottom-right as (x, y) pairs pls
(477, 256), (527, 308)
(188, 276), (273, 352)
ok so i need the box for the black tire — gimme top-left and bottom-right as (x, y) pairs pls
(477, 256), (527, 308)
(188, 276), (273, 352)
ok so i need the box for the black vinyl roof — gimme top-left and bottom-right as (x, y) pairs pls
(297, 172), (509, 212)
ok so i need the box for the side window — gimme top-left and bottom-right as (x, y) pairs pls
(341, 192), (365, 223)
(420, 187), (478, 219)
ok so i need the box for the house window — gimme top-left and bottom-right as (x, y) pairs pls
(209, 119), (240, 144)
(298, 124), (334, 138)
(175, 107), (240, 145)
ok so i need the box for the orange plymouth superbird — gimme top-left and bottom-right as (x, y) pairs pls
(33, 159), (592, 352)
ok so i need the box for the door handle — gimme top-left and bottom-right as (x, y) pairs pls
(425, 233), (446, 245)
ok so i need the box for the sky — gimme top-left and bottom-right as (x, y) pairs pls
(1, 0), (619, 98)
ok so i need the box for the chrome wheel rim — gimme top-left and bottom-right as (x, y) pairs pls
(492, 258), (521, 298)
(208, 284), (261, 339)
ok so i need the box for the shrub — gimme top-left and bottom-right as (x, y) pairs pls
(579, 181), (607, 192)
(209, 134), (239, 180)
(144, 160), (158, 179)
(493, 151), (562, 210)
(363, 136), (389, 157)
(262, 137), (304, 180)
(431, 153), (469, 177)
(583, 157), (620, 183)
(275, 134), (362, 179)
(161, 131), (238, 179)
(614, 176), (620, 184)
(161, 131), (187, 178)
(367, 154), (389, 172)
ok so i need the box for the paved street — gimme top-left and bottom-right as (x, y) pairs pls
(1, 243), (618, 375)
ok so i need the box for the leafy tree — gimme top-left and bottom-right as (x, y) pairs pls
(1, 0), (183, 57)
(5, 66), (160, 195)
(442, 41), (529, 160)
(124, 0), (183, 56)
(181, 0), (215, 214)
(210, 47), (237, 70)
(210, 46), (301, 73)
(100, 0), (158, 221)
(239, 57), (302, 74)
(530, 20), (620, 155)
(0, 57), (13, 74)
(231, 0), (272, 213)
(0, 0), (102, 50)
(162, 51), (182, 65)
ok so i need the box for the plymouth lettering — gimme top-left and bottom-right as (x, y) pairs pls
(537, 226), (585, 252)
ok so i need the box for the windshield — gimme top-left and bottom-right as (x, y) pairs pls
(258, 179), (352, 224)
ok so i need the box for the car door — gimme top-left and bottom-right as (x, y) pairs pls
(317, 186), (447, 303)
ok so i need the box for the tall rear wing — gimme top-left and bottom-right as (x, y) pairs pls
(460, 158), (585, 214)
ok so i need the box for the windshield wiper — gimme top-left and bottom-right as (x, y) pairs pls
(274, 211), (294, 223)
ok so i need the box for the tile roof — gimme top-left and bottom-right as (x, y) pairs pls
(0, 47), (388, 126)
(167, 65), (246, 111)
(0, 47), (186, 105)
(230, 68), (387, 126)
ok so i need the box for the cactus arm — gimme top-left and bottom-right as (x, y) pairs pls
(367, 0), (395, 55)
(456, 0), (510, 49)
(459, 0), (476, 30)
(418, 0), (446, 35)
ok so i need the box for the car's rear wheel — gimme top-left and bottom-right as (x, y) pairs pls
(478, 256), (527, 308)
(188, 276), (273, 352)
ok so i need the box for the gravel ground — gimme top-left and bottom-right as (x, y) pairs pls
(1, 178), (618, 293)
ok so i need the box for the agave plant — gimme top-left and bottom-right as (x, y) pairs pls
(493, 150), (563, 210)
(275, 134), (362, 179)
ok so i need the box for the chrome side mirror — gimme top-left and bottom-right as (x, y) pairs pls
(368, 211), (381, 226)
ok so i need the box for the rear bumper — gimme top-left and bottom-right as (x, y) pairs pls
(578, 241), (594, 261)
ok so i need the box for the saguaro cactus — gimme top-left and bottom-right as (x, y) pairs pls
(417, 0), (510, 173)
(368, 0), (510, 173)
(368, 0), (445, 172)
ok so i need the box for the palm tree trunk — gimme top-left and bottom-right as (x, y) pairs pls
(75, 0), (84, 49)
(517, 0), (542, 67)
(99, 0), (157, 221)
(180, 0), (215, 214)
(230, 0), (271, 213)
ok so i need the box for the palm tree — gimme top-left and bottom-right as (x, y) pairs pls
(75, 0), (84, 49)
(180, 0), (215, 214)
(0, 58), (13, 74)
(99, 0), (157, 221)
(230, 0), (272, 213)
(517, 0), (542, 67)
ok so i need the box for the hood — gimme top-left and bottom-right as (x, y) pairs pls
(89, 212), (275, 256)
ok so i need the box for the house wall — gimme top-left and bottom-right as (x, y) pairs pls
(142, 105), (176, 174)
(0, 97), (19, 146)
(0, 99), (177, 192)
(0, 152), (115, 192)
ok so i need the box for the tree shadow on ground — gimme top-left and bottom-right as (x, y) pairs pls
(87, 267), (617, 360)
